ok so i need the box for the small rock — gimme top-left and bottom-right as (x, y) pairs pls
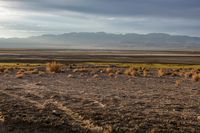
(52, 110), (61, 116)
(67, 74), (74, 78)
(35, 81), (42, 85)
(93, 74), (99, 78)
(197, 116), (200, 121)
(16, 73), (25, 79)
(112, 96), (120, 101)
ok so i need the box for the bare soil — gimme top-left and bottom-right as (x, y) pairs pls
(1, 49), (200, 64)
(0, 66), (200, 133)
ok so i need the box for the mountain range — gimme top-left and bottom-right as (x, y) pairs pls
(0, 32), (200, 50)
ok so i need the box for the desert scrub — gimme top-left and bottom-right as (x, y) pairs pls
(46, 61), (62, 73)
(105, 67), (115, 73)
(157, 69), (166, 77)
(124, 66), (138, 77)
(143, 69), (149, 77)
(175, 79), (183, 87)
(192, 74), (200, 82)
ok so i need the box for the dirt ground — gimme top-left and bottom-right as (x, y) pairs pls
(0, 65), (200, 133)
(1, 49), (200, 64)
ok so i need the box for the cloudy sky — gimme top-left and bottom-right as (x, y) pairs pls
(0, 0), (200, 38)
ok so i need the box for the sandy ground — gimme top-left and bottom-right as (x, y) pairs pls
(0, 66), (200, 133)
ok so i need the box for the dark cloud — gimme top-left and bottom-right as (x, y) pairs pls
(4, 0), (200, 19)
(1, 0), (200, 37)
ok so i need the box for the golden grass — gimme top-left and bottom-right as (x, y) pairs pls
(0, 63), (42, 69)
(157, 69), (165, 77)
(46, 61), (62, 73)
(192, 74), (200, 82)
(184, 72), (192, 78)
(124, 67), (138, 77)
(105, 68), (114, 73)
(1, 62), (200, 70)
(175, 79), (182, 87)
(115, 70), (122, 75)
(108, 73), (114, 77)
(143, 69), (149, 77)
(0, 112), (5, 122)
(83, 62), (200, 69)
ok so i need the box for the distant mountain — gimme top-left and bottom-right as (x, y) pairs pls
(0, 32), (200, 50)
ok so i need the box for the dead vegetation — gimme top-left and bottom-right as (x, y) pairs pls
(158, 69), (166, 77)
(175, 79), (183, 87)
(192, 74), (200, 82)
(143, 69), (149, 77)
(1, 62), (200, 132)
(1, 62), (200, 86)
(124, 67), (138, 77)
(46, 61), (62, 73)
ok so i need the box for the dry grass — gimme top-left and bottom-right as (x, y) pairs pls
(0, 112), (5, 122)
(171, 72), (179, 77)
(158, 69), (165, 77)
(143, 69), (149, 77)
(184, 72), (192, 78)
(46, 61), (62, 73)
(105, 68), (114, 73)
(115, 70), (123, 75)
(192, 74), (200, 82)
(108, 73), (114, 77)
(124, 67), (138, 77)
(3, 68), (10, 73)
(175, 79), (182, 87)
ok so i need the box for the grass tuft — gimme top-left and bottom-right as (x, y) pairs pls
(192, 74), (200, 82)
(46, 61), (62, 73)
(158, 69), (165, 77)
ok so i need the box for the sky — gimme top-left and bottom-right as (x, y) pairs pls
(0, 0), (200, 38)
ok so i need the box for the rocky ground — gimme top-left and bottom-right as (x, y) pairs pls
(0, 65), (200, 133)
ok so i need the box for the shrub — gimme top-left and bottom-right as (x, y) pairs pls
(124, 67), (138, 77)
(143, 69), (149, 77)
(192, 74), (200, 82)
(46, 61), (62, 73)
(115, 70), (122, 75)
(158, 69), (165, 77)
(175, 79), (182, 87)
(184, 72), (192, 78)
(108, 73), (114, 77)
(106, 68), (114, 73)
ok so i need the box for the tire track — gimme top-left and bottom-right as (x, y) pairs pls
(0, 90), (112, 133)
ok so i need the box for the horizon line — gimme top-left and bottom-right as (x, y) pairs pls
(0, 32), (200, 39)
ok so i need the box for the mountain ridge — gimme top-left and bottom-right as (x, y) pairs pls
(0, 32), (200, 50)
